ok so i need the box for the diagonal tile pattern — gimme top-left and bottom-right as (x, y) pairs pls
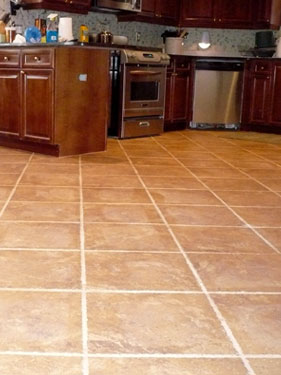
(0, 130), (281, 374)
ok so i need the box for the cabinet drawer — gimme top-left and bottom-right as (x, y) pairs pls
(22, 49), (54, 68)
(0, 50), (20, 67)
(253, 61), (272, 73)
(175, 57), (190, 70)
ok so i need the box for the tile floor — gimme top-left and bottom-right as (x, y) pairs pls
(0, 130), (280, 374)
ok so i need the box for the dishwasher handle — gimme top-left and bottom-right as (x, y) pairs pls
(196, 60), (244, 71)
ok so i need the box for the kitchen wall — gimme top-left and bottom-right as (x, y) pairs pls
(0, 0), (277, 51)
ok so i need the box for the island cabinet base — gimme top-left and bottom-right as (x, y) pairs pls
(0, 46), (110, 156)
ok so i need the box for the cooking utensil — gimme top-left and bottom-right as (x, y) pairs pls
(179, 29), (188, 38)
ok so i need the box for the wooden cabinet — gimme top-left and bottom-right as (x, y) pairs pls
(242, 59), (281, 132)
(180, 0), (253, 28)
(0, 46), (110, 156)
(0, 70), (21, 137)
(253, 0), (281, 30)
(22, 0), (91, 14)
(164, 56), (192, 131)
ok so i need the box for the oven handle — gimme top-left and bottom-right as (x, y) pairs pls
(129, 70), (162, 76)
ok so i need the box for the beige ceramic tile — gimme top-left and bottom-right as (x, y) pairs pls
(82, 165), (135, 176)
(189, 253), (281, 291)
(83, 188), (150, 203)
(141, 176), (206, 189)
(0, 291), (82, 352)
(0, 164), (26, 173)
(188, 168), (246, 178)
(89, 358), (247, 375)
(134, 165), (192, 177)
(172, 226), (274, 253)
(213, 294), (281, 354)
(12, 186), (80, 202)
(86, 252), (198, 290)
(249, 359), (281, 375)
(84, 223), (177, 251)
(84, 203), (162, 224)
(26, 164), (79, 174)
(149, 189), (221, 205)
(87, 293), (235, 354)
(0, 155), (31, 163)
(242, 168), (281, 179)
(82, 175), (142, 188)
(130, 157), (178, 166)
(0, 186), (13, 200)
(233, 207), (281, 226)
(201, 178), (267, 191)
(0, 250), (81, 288)
(227, 160), (276, 169)
(0, 356), (82, 375)
(215, 191), (281, 207)
(159, 205), (243, 226)
(81, 155), (129, 165)
(20, 173), (80, 187)
(256, 228), (281, 251)
(30, 154), (79, 164)
(171, 151), (219, 160)
(0, 222), (80, 249)
(179, 160), (230, 168)
(0, 174), (20, 185)
(257, 179), (281, 191)
(0, 147), (30, 155)
(1, 202), (80, 222)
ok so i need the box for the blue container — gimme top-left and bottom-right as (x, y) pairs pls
(46, 30), (58, 43)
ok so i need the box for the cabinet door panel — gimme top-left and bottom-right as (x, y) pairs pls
(165, 72), (172, 122)
(156, 0), (179, 23)
(172, 71), (190, 121)
(141, 0), (156, 14)
(22, 70), (54, 141)
(248, 74), (271, 124)
(0, 70), (21, 136)
(218, 0), (252, 26)
(270, 64), (281, 126)
(180, 0), (216, 26)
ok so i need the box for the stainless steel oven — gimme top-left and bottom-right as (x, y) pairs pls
(95, 0), (141, 12)
(109, 49), (170, 139)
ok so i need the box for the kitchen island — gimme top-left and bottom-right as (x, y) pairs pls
(0, 44), (110, 156)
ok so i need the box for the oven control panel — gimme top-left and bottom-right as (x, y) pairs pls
(121, 49), (170, 66)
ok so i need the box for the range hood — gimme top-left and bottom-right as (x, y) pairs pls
(93, 0), (141, 13)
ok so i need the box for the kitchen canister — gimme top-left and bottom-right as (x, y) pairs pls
(165, 37), (184, 55)
(58, 17), (73, 42)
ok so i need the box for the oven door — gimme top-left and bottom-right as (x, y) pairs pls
(123, 65), (166, 118)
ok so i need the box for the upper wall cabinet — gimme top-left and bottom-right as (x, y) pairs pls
(180, 0), (281, 29)
(22, 0), (91, 14)
(180, 0), (253, 29)
(118, 0), (179, 25)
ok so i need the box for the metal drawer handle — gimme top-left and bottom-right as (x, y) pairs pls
(130, 70), (161, 76)
(261, 66), (264, 70)
(139, 121), (150, 128)
(3, 56), (9, 61)
(34, 56), (41, 62)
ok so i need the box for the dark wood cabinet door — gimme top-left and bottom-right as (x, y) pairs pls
(247, 73), (271, 124)
(141, 0), (156, 15)
(0, 70), (21, 137)
(165, 71), (172, 122)
(156, 0), (179, 24)
(22, 70), (54, 142)
(270, 63), (281, 126)
(22, 0), (90, 14)
(217, 0), (252, 26)
(253, 0), (272, 28)
(171, 70), (190, 122)
(180, 0), (216, 27)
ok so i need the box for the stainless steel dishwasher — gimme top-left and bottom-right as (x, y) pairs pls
(190, 59), (244, 130)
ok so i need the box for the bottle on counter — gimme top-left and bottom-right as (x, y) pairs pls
(35, 18), (47, 43)
(79, 24), (89, 43)
(46, 14), (58, 43)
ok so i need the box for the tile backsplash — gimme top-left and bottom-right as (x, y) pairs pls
(0, 0), (278, 51)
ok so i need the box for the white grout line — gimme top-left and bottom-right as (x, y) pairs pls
(79, 156), (89, 375)
(0, 287), (81, 293)
(118, 139), (256, 375)
(0, 350), (280, 359)
(178, 133), (281, 255)
(0, 153), (34, 218)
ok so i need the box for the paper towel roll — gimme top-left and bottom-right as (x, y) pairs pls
(58, 17), (73, 42)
